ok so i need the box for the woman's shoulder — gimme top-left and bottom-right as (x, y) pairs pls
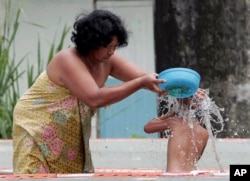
(47, 48), (82, 87)
(56, 48), (78, 59)
(51, 48), (84, 69)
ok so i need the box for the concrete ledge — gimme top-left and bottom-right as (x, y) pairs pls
(89, 138), (250, 170)
(1, 138), (250, 170)
(1, 139), (249, 180)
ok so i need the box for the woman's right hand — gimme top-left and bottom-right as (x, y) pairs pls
(140, 73), (167, 95)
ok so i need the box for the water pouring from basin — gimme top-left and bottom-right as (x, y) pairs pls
(158, 92), (225, 173)
(157, 68), (225, 172)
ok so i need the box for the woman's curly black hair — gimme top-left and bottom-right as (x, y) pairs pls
(71, 10), (128, 56)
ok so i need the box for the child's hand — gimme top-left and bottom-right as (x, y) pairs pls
(194, 88), (207, 101)
(177, 88), (207, 109)
(189, 88), (207, 109)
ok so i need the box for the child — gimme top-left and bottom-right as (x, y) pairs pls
(144, 89), (209, 173)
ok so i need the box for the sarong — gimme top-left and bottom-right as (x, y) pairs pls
(12, 71), (95, 174)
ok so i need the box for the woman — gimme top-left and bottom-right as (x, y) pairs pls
(144, 89), (209, 173)
(12, 10), (166, 174)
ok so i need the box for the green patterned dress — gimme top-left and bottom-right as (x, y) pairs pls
(12, 71), (95, 174)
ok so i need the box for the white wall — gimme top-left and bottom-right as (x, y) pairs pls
(97, 0), (155, 72)
(1, 0), (93, 95)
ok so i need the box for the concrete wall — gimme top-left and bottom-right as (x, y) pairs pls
(1, 139), (250, 171)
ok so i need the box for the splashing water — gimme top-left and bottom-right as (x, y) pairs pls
(158, 89), (225, 172)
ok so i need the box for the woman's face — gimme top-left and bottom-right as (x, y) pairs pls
(90, 36), (118, 63)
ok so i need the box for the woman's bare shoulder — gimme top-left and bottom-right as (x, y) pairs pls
(55, 48), (79, 60)
(47, 48), (85, 86)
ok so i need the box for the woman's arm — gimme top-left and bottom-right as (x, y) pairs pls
(109, 54), (147, 81)
(57, 51), (166, 109)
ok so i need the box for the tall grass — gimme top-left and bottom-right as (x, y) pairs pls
(0, 0), (70, 138)
(0, 1), (25, 138)
(27, 24), (70, 87)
